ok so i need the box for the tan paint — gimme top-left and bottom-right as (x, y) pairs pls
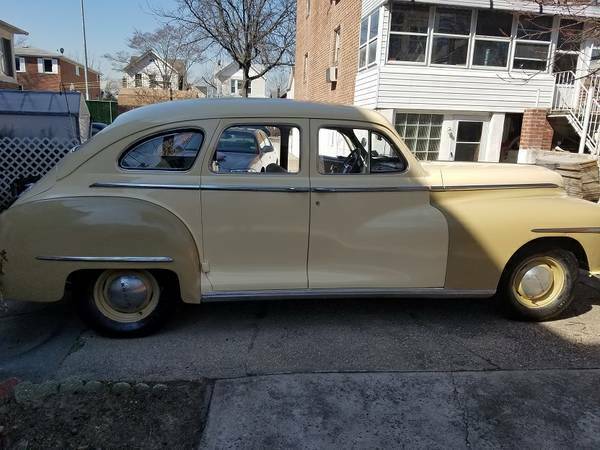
(1, 99), (599, 305)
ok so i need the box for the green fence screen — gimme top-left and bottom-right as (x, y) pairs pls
(86, 100), (118, 124)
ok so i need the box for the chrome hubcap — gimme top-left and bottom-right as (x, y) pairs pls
(518, 264), (554, 300)
(106, 274), (150, 313)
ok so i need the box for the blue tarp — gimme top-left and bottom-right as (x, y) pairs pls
(0, 90), (90, 141)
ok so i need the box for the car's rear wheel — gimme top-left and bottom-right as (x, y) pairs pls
(76, 269), (176, 337)
(501, 248), (578, 321)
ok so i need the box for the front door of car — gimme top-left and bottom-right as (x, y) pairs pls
(308, 119), (448, 289)
(200, 119), (310, 291)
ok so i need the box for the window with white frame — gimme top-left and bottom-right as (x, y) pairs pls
(388, 3), (429, 63)
(394, 113), (443, 161)
(431, 7), (471, 66)
(472, 10), (513, 67)
(358, 9), (379, 70)
(75, 65), (80, 76)
(15, 56), (25, 73)
(387, 3), (565, 73)
(554, 18), (583, 75)
(134, 73), (142, 87)
(332, 27), (341, 66)
(513, 15), (553, 71)
(303, 53), (308, 83)
(38, 58), (55, 74)
(230, 79), (252, 95)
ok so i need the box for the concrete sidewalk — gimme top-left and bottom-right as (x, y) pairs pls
(200, 370), (600, 449)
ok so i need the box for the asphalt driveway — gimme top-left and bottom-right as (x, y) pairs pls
(2, 276), (600, 448)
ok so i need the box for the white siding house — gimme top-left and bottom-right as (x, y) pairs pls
(209, 61), (268, 98)
(122, 50), (183, 91)
(354, 0), (600, 162)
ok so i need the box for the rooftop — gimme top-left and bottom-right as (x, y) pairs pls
(14, 47), (100, 74)
(0, 19), (28, 35)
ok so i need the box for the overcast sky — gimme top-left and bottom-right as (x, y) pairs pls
(3, 0), (177, 83)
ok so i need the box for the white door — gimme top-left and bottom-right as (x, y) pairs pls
(450, 119), (486, 162)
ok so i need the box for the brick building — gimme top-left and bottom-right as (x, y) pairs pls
(294, 0), (361, 105)
(295, 0), (600, 162)
(15, 47), (101, 99)
(0, 19), (27, 89)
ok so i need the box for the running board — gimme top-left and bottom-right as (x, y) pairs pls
(201, 288), (496, 302)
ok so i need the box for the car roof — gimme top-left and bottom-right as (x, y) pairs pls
(111, 98), (388, 128)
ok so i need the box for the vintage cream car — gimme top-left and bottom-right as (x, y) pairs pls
(1, 99), (599, 336)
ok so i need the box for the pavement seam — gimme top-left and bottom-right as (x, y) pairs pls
(451, 373), (471, 449)
(197, 379), (216, 449)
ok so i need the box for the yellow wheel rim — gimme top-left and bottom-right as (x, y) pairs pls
(510, 256), (566, 309)
(93, 270), (160, 323)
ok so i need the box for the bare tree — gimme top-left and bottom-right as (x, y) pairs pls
(104, 24), (206, 100)
(156, 0), (296, 97)
(266, 67), (291, 98)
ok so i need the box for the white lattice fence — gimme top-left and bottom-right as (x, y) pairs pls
(0, 137), (79, 211)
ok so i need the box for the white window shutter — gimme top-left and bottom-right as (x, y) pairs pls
(52, 59), (58, 74)
(37, 58), (43, 73)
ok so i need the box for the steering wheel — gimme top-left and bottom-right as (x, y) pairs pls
(341, 148), (365, 174)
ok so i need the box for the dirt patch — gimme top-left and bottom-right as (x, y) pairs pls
(0, 380), (211, 449)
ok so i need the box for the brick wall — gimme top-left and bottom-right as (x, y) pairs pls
(60, 59), (101, 99)
(16, 56), (101, 99)
(294, 0), (361, 105)
(520, 108), (554, 151)
(17, 57), (61, 92)
(0, 80), (19, 89)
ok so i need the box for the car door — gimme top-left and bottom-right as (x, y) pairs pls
(308, 119), (448, 289)
(200, 119), (310, 291)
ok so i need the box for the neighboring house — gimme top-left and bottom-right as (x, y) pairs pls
(0, 20), (27, 89)
(295, 0), (600, 163)
(121, 49), (186, 91)
(14, 47), (101, 99)
(209, 61), (268, 98)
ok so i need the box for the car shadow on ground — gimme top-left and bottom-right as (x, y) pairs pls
(2, 277), (600, 381)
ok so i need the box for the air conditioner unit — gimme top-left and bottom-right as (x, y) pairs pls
(326, 66), (338, 83)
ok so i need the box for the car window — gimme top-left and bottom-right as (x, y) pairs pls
(120, 130), (204, 171)
(211, 125), (301, 174)
(318, 127), (406, 174)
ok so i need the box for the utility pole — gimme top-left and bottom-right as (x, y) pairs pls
(80, 0), (90, 100)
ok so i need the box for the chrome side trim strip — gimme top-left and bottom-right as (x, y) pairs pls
(432, 183), (560, 192)
(532, 227), (600, 234)
(201, 288), (496, 302)
(36, 256), (174, 263)
(90, 182), (201, 190)
(91, 181), (558, 193)
(312, 186), (429, 193)
(200, 184), (310, 193)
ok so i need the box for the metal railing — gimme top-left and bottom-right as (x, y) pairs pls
(553, 71), (600, 155)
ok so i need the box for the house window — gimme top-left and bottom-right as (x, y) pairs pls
(358, 9), (380, 69)
(135, 73), (142, 87)
(332, 27), (341, 66)
(388, 3), (429, 63)
(121, 76), (127, 88)
(554, 18), (583, 75)
(454, 121), (483, 161)
(394, 113), (443, 161)
(43, 58), (53, 73)
(149, 74), (158, 88)
(0, 38), (13, 77)
(15, 56), (25, 73)
(75, 65), (80, 76)
(472, 10), (513, 67)
(513, 15), (553, 71)
(303, 53), (308, 83)
(431, 7), (471, 66)
(230, 79), (236, 94)
(230, 79), (252, 95)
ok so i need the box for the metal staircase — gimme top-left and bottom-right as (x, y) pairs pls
(552, 71), (600, 156)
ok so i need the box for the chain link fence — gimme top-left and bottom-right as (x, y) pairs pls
(0, 137), (78, 211)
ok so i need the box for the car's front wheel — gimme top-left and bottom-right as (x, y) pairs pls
(501, 248), (579, 321)
(76, 269), (176, 337)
